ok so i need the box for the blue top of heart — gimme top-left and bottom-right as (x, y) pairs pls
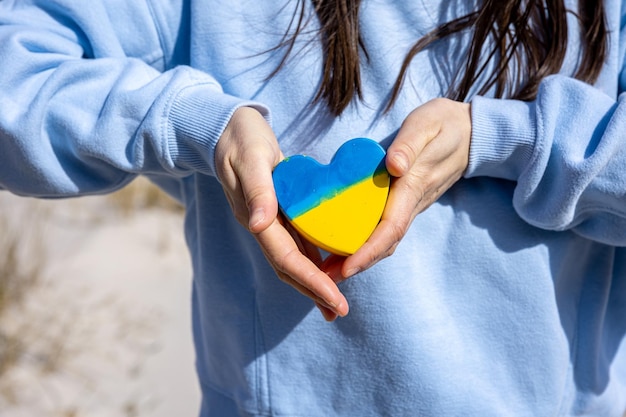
(272, 138), (387, 219)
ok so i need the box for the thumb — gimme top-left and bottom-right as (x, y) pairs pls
(238, 150), (284, 234)
(386, 100), (442, 177)
(219, 106), (284, 234)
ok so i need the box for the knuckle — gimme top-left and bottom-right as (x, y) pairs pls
(246, 188), (271, 209)
(273, 246), (298, 274)
(429, 97), (454, 112)
(388, 220), (407, 243)
(379, 218), (407, 247)
(431, 97), (450, 107)
(399, 142), (419, 163)
(401, 173), (427, 203)
(385, 243), (400, 258)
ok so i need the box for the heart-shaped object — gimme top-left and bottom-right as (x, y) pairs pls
(273, 138), (390, 256)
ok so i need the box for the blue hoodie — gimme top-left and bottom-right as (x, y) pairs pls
(1, 1), (625, 416)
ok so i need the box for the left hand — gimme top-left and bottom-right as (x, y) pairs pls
(322, 98), (472, 288)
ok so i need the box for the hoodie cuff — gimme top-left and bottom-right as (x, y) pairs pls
(465, 95), (537, 182)
(166, 82), (270, 177)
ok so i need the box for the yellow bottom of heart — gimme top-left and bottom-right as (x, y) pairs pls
(289, 172), (389, 256)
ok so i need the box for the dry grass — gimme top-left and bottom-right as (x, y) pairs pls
(107, 176), (183, 216)
(0, 177), (179, 415)
(0, 203), (47, 384)
(0, 210), (43, 316)
(0, 202), (57, 412)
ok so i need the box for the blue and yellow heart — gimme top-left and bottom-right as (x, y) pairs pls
(272, 138), (390, 256)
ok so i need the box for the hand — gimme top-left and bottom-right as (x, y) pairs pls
(215, 107), (349, 320)
(337, 98), (472, 278)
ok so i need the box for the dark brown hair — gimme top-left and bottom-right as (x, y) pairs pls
(271, 0), (608, 116)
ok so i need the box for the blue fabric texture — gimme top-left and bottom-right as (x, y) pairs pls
(1, 0), (626, 415)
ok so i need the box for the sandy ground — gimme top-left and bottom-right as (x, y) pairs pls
(0, 189), (201, 417)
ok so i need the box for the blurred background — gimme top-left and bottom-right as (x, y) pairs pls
(0, 178), (201, 417)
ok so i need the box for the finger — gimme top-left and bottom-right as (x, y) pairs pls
(316, 302), (339, 322)
(320, 254), (347, 283)
(342, 175), (421, 276)
(300, 238), (324, 266)
(280, 216), (323, 266)
(256, 218), (349, 316)
(232, 147), (284, 233)
(216, 106), (284, 233)
(386, 107), (441, 177)
(271, 265), (341, 312)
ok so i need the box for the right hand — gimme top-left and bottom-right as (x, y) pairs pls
(214, 107), (349, 320)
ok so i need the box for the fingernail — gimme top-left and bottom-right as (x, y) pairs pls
(321, 298), (345, 317)
(249, 207), (265, 229)
(391, 152), (409, 173)
(335, 300), (349, 317)
(345, 267), (360, 278)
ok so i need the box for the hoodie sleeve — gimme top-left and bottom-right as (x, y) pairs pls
(464, 0), (626, 247)
(0, 0), (268, 198)
(467, 77), (626, 246)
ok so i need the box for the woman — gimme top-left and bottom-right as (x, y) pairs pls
(0, 0), (625, 415)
